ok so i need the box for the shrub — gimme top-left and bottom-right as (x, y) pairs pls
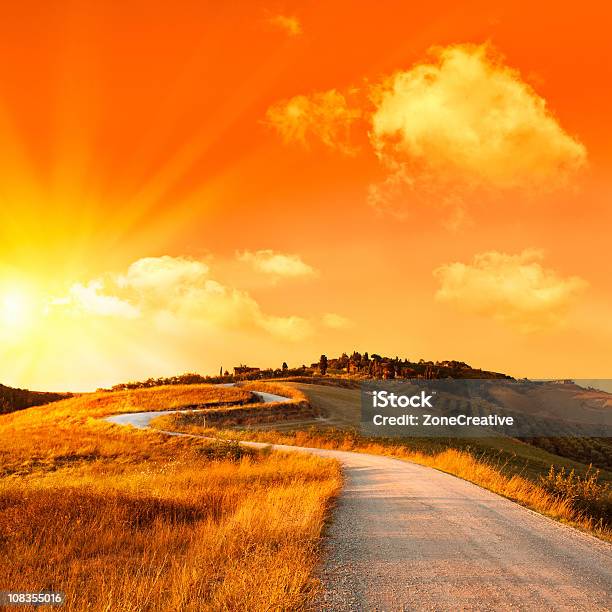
(539, 466), (611, 526)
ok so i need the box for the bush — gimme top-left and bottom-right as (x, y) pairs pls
(539, 466), (612, 526)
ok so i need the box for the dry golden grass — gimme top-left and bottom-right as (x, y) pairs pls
(1, 384), (251, 427)
(162, 421), (612, 542)
(237, 381), (308, 402)
(0, 388), (341, 611)
(100, 384), (253, 413)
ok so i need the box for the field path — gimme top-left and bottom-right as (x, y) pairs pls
(107, 392), (612, 611)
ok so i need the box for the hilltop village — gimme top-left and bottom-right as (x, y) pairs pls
(109, 351), (510, 391)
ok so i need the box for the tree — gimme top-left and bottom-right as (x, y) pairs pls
(382, 361), (395, 380)
(319, 354), (328, 376)
(282, 362), (288, 371)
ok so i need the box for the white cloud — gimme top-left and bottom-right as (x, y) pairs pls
(267, 42), (587, 220)
(119, 255), (209, 291)
(56, 255), (313, 342)
(237, 249), (317, 279)
(369, 43), (586, 215)
(433, 249), (588, 332)
(69, 281), (140, 319)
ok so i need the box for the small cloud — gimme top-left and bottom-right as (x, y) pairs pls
(322, 312), (353, 329)
(265, 90), (361, 155)
(118, 255), (209, 291)
(433, 249), (588, 332)
(267, 14), (302, 36)
(237, 249), (317, 279)
(259, 314), (312, 341)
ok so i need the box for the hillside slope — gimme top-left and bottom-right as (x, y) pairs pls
(0, 383), (69, 414)
(113, 398), (612, 611)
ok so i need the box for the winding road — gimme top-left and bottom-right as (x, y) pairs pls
(107, 390), (612, 611)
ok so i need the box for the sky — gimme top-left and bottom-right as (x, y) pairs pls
(0, 0), (611, 391)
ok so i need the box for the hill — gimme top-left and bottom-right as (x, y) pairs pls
(0, 384), (340, 610)
(106, 351), (512, 392)
(0, 383), (70, 414)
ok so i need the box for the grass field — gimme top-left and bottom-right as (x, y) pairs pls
(237, 381), (308, 401)
(155, 382), (611, 541)
(3, 378), (609, 610)
(255, 382), (612, 482)
(0, 387), (341, 611)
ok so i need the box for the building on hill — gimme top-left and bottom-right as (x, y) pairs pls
(233, 365), (261, 378)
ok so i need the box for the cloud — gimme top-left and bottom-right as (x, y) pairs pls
(369, 43), (586, 214)
(57, 256), (312, 341)
(259, 315), (312, 341)
(237, 249), (317, 279)
(433, 249), (588, 332)
(267, 14), (302, 36)
(265, 90), (361, 155)
(119, 256), (208, 291)
(69, 281), (140, 319)
(266, 42), (586, 220)
(322, 312), (353, 329)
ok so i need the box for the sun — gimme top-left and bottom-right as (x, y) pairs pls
(0, 290), (34, 332)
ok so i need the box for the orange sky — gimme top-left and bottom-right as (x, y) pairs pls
(1, 0), (611, 391)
